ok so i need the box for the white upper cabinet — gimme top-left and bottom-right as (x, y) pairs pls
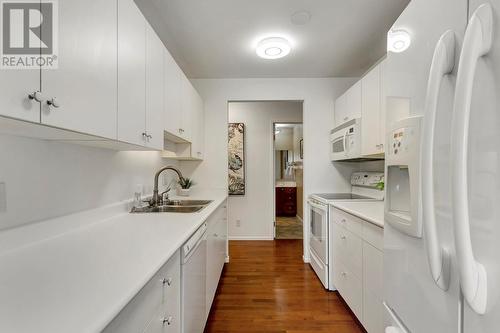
(145, 23), (165, 150)
(41, 0), (117, 139)
(117, 0), (146, 147)
(334, 59), (386, 157)
(191, 93), (205, 160)
(180, 74), (194, 142)
(0, 67), (40, 123)
(164, 50), (183, 137)
(0, 0), (205, 154)
(361, 64), (382, 155)
(0, 7), (41, 123)
(334, 94), (347, 128)
(334, 81), (361, 127)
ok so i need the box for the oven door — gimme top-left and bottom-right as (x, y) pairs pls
(308, 199), (328, 264)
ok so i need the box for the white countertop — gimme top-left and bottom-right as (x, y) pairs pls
(0, 190), (227, 333)
(330, 201), (384, 228)
(275, 180), (296, 187)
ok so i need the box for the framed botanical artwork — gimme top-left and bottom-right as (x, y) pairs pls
(228, 123), (245, 195)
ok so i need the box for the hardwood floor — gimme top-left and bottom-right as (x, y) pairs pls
(204, 240), (364, 333)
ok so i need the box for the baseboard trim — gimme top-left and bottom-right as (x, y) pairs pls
(228, 236), (274, 241)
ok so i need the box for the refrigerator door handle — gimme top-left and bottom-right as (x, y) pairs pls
(451, 3), (493, 315)
(421, 30), (456, 291)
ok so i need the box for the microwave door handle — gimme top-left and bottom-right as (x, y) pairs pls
(451, 3), (492, 315)
(343, 130), (348, 155)
(421, 30), (455, 292)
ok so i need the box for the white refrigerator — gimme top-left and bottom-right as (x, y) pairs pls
(383, 0), (500, 332)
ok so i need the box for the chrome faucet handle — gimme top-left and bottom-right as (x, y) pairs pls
(160, 188), (171, 205)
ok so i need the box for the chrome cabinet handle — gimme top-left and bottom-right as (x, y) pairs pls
(341, 219), (346, 224)
(46, 97), (60, 108)
(341, 272), (347, 277)
(28, 91), (43, 103)
(162, 277), (172, 286)
(341, 235), (346, 240)
(162, 316), (173, 325)
(343, 116), (349, 121)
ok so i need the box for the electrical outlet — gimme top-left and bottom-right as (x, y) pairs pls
(0, 182), (6, 213)
(236, 219), (241, 227)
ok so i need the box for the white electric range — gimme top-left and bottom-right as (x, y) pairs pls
(307, 172), (384, 289)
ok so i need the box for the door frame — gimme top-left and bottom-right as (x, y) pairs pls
(271, 120), (303, 239)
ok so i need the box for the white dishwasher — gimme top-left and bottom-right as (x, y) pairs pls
(181, 222), (207, 333)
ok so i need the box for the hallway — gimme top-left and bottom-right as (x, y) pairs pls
(204, 240), (364, 333)
(275, 217), (303, 239)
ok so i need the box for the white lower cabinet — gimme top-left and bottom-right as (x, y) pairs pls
(205, 201), (228, 317)
(105, 202), (227, 333)
(103, 250), (181, 333)
(330, 207), (384, 333)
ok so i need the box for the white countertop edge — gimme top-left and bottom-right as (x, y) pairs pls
(329, 202), (384, 228)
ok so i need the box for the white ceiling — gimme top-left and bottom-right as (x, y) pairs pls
(136, 0), (409, 79)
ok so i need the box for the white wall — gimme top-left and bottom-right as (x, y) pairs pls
(189, 78), (358, 256)
(0, 134), (178, 230)
(228, 101), (302, 240)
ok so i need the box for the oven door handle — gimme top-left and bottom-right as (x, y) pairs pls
(308, 200), (328, 212)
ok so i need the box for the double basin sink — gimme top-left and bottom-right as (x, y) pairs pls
(131, 199), (213, 214)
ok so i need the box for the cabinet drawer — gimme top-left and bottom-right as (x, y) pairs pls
(103, 251), (181, 333)
(333, 258), (363, 320)
(144, 306), (180, 333)
(331, 207), (363, 236)
(362, 222), (384, 251)
(332, 222), (362, 278)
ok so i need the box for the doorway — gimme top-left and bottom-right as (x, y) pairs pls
(274, 122), (303, 239)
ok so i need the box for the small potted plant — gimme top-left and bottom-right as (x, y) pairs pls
(178, 177), (194, 196)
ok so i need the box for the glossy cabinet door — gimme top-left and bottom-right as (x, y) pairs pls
(334, 81), (361, 127)
(190, 92), (204, 159)
(361, 64), (382, 156)
(180, 74), (194, 142)
(145, 23), (165, 150)
(346, 81), (362, 122)
(117, 0), (146, 146)
(206, 203), (228, 317)
(41, 0), (117, 139)
(0, 68), (40, 123)
(333, 93), (347, 128)
(0, 6), (40, 123)
(164, 49), (183, 137)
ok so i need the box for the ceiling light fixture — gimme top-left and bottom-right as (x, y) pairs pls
(387, 29), (411, 53)
(256, 37), (292, 59)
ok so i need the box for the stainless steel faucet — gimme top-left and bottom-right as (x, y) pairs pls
(151, 166), (185, 207)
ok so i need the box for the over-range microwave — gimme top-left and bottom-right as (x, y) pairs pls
(330, 118), (362, 161)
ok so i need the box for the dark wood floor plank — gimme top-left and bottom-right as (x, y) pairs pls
(205, 240), (364, 333)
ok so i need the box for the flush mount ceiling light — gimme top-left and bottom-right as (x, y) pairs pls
(256, 37), (292, 59)
(387, 29), (411, 53)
